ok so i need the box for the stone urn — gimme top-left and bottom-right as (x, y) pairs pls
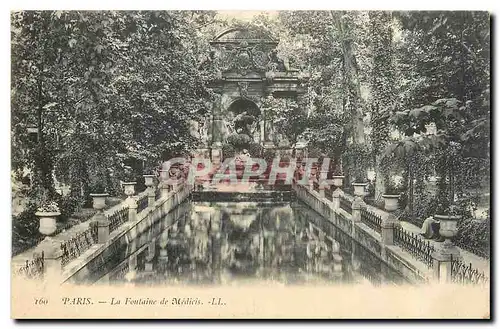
(89, 193), (109, 211)
(435, 214), (461, 247)
(122, 182), (137, 197)
(382, 194), (400, 212)
(332, 176), (344, 188)
(35, 211), (61, 236)
(352, 182), (368, 197)
(143, 174), (155, 187)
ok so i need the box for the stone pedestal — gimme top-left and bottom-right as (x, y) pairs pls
(122, 182), (138, 222)
(144, 175), (156, 208)
(381, 213), (398, 246)
(318, 184), (326, 198)
(95, 212), (110, 244)
(147, 188), (155, 208)
(128, 200), (138, 222)
(432, 241), (461, 283)
(351, 196), (363, 223)
(331, 189), (341, 209)
(158, 170), (171, 198)
(36, 237), (63, 284)
(90, 193), (109, 244)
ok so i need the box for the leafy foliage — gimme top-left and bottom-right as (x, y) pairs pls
(11, 11), (215, 200)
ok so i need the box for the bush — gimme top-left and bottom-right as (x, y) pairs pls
(12, 203), (43, 256)
(248, 142), (263, 157)
(455, 216), (490, 259)
(222, 143), (236, 158)
(226, 133), (252, 150)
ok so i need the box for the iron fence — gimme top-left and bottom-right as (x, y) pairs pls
(17, 252), (44, 279)
(451, 255), (489, 285)
(360, 207), (382, 233)
(339, 194), (352, 214)
(60, 225), (99, 267)
(394, 225), (434, 268)
(108, 206), (129, 233)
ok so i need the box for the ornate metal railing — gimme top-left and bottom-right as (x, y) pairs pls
(451, 256), (489, 285)
(17, 252), (44, 279)
(108, 206), (129, 233)
(136, 193), (149, 213)
(360, 207), (382, 233)
(394, 226), (434, 268)
(339, 194), (352, 214)
(60, 224), (99, 267)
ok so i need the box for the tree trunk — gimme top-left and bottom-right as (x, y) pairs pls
(374, 154), (386, 203)
(333, 11), (365, 146)
(35, 74), (55, 198)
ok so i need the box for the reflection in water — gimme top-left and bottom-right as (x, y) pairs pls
(110, 202), (407, 286)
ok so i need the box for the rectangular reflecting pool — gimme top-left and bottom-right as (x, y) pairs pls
(107, 201), (408, 286)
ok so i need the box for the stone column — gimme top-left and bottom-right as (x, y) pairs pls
(143, 175), (156, 208)
(158, 230), (169, 274)
(318, 169), (329, 198)
(351, 196), (363, 236)
(431, 215), (461, 283)
(90, 193), (110, 244)
(36, 237), (63, 285)
(318, 184), (326, 198)
(432, 249), (461, 283)
(331, 189), (341, 210)
(351, 196), (363, 223)
(95, 211), (110, 244)
(158, 170), (171, 198)
(380, 213), (398, 246)
(123, 182), (138, 222)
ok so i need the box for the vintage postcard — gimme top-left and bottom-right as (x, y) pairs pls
(10, 9), (491, 319)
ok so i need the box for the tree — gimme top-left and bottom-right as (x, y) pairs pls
(11, 11), (216, 202)
(368, 11), (396, 200)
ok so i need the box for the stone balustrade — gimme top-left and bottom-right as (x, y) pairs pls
(14, 177), (192, 284)
(292, 183), (486, 285)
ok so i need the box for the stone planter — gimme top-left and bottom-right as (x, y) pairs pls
(143, 175), (155, 187)
(89, 193), (109, 210)
(35, 211), (61, 236)
(332, 176), (344, 188)
(382, 194), (400, 212)
(352, 182), (368, 197)
(435, 214), (461, 243)
(122, 182), (137, 197)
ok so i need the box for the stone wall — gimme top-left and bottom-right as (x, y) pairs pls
(293, 184), (432, 284)
(61, 185), (192, 284)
